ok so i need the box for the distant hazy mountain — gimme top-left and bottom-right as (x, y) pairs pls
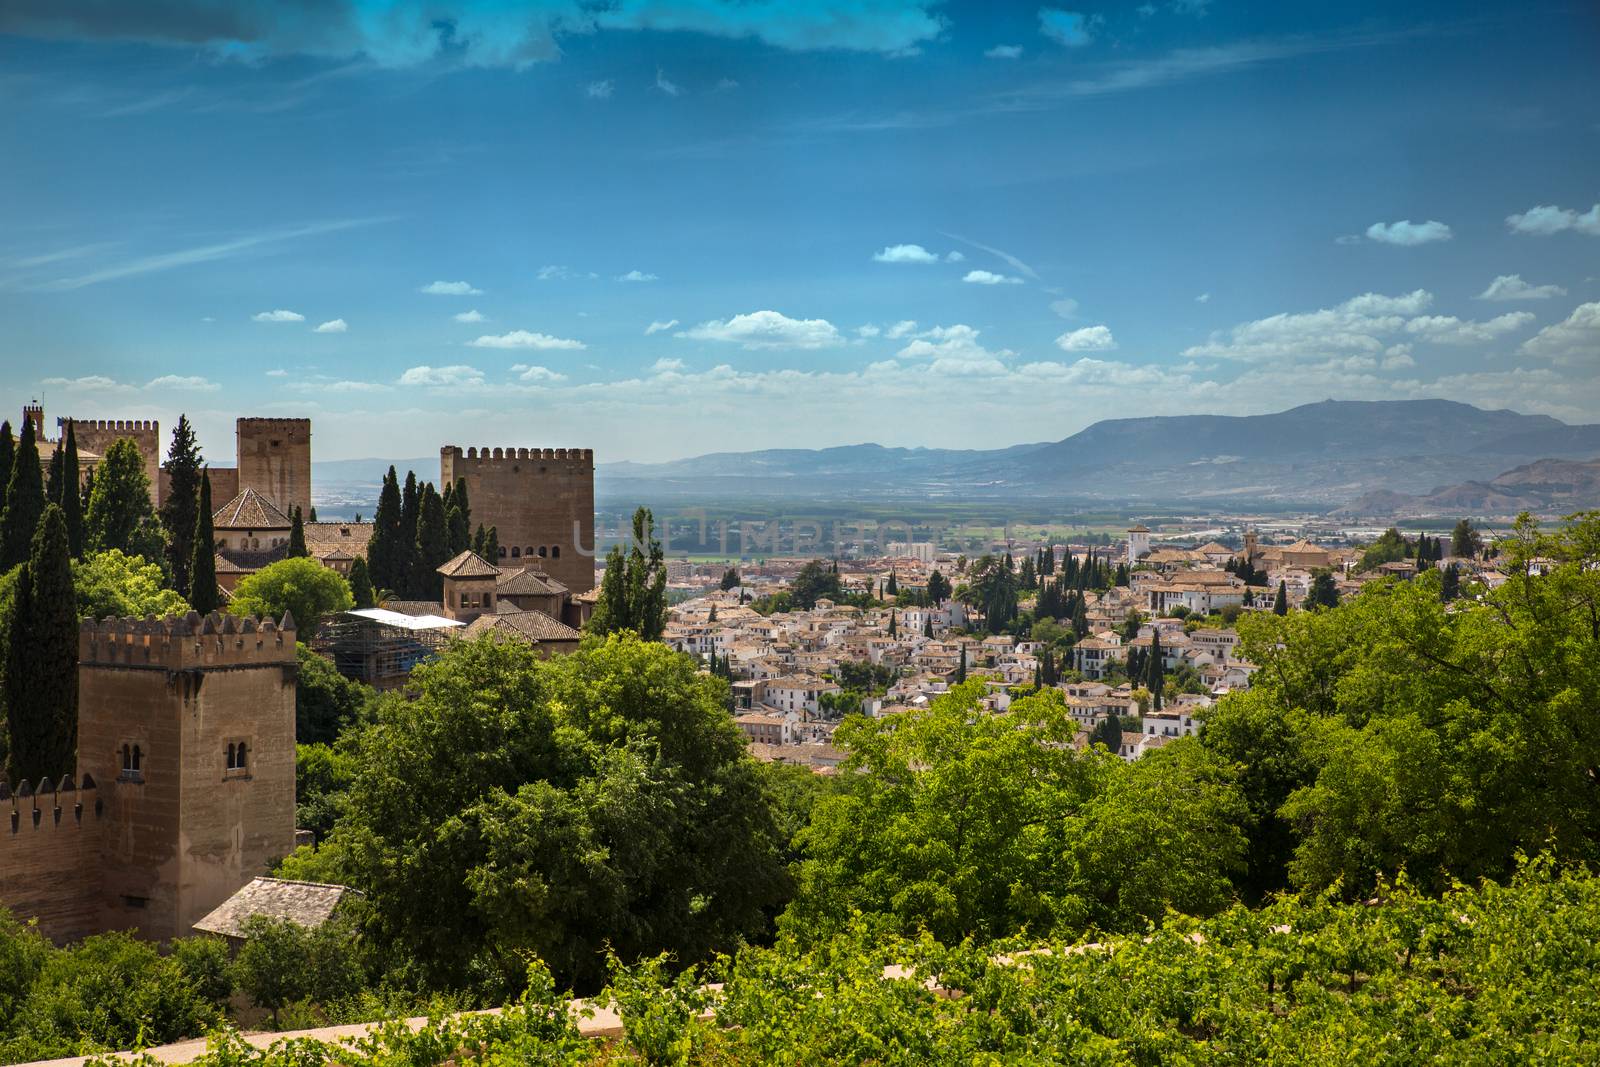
(595, 399), (1600, 508)
(1336, 456), (1600, 518)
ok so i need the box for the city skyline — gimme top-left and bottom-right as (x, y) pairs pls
(2, 0), (1597, 461)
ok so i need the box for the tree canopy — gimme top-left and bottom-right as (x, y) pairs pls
(228, 556), (353, 635)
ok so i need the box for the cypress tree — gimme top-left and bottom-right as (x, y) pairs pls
(923, 614), (933, 638)
(399, 470), (420, 583)
(410, 483), (449, 601)
(4, 505), (77, 782)
(1, 415), (45, 571)
(888, 611), (897, 636)
(956, 645), (967, 684)
(348, 555), (375, 609)
(1273, 580), (1288, 616)
(288, 506), (308, 557)
(886, 570), (898, 596)
(451, 478), (471, 530)
(160, 415), (203, 594)
(446, 504), (469, 556)
(1071, 594), (1089, 638)
(0, 420), (12, 519)
(367, 467), (403, 593)
(60, 423), (83, 558)
(308, 507), (317, 522)
(45, 440), (64, 504)
(189, 471), (219, 615)
(1147, 629), (1165, 710)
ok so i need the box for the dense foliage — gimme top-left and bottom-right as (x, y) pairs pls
(228, 556), (354, 635)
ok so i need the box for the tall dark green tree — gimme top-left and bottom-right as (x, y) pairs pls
(0, 420), (13, 520)
(472, 524), (499, 563)
(366, 466), (404, 593)
(885, 570), (898, 596)
(158, 415), (203, 594)
(1451, 519), (1480, 559)
(189, 471), (219, 615)
(59, 422), (83, 558)
(45, 440), (64, 505)
(409, 483), (449, 601)
(1440, 561), (1460, 602)
(1272, 580), (1288, 616)
(1, 415), (45, 571)
(287, 506), (308, 558)
(348, 555), (376, 609)
(588, 507), (669, 641)
(956, 645), (967, 684)
(1146, 629), (1165, 710)
(927, 569), (951, 604)
(4, 506), (78, 782)
(400, 470), (420, 560)
(923, 614), (934, 638)
(84, 438), (161, 559)
(1304, 570), (1341, 610)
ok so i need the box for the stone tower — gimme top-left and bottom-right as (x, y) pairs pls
(57, 416), (163, 503)
(1127, 524), (1152, 567)
(440, 445), (595, 593)
(77, 612), (297, 940)
(236, 417), (311, 519)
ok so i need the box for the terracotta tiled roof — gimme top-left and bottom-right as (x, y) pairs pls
(437, 550), (501, 578)
(304, 521), (373, 551)
(213, 487), (290, 530)
(496, 566), (567, 596)
(192, 877), (361, 939)
(463, 608), (581, 644)
(382, 599), (446, 617)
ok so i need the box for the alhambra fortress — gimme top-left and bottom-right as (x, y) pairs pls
(0, 408), (594, 943)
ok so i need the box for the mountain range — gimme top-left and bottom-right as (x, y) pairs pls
(310, 400), (1600, 515)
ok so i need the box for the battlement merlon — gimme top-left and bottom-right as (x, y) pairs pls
(58, 418), (159, 433)
(78, 612), (297, 671)
(441, 445), (595, 464)
(237, 417), (312, 432)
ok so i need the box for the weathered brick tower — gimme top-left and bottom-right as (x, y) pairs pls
(237, 418), (312, 520)
(57, 416), (162, 502)
(76, 612), (297, 941)
(440, 445), (595, 593)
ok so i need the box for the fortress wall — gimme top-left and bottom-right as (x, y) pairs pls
(441, 446), (596, 593)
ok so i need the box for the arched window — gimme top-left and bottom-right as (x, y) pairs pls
(132, 745), (142, 772)
(226, 742), (235, 768)
(537, 546), (548, 558)
(550, 545), (560, 559)
(226, 741), (250, 772)
(511, 546), (521, 558)
(498, 546), (508, 558)
(121, 744), (131, 771)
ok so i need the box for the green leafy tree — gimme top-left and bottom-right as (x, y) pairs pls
(188, 471), (218, 615)
(1303, 569), (1340, 610)
(294, 644), (372, 745)
(228, 556), (353, 636)
(73, 550), (190, 620)
(287, 635), (789, 994)
(1357, 527), (1409, 572)
(232, 916), (363, 1028)
(348, 555), (375, 609)
(788, 559), (843, 611)
(0, 415), (45, 571)
(84, 438), (163, 560)
(720, 567), (741, 591)
(589, 507), (669, 640)
(1088, 715), (1122, 751)
(1451, 518), (1481, 559)
(1440, 560), (1460, 601)
(158, 415), (203, 594)
(3, 506), (78, 782)
(926, 568), (951, 604)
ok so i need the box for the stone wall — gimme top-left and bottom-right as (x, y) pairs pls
(0, 776), (106, 943)
(61, 418), (162, 505)
(441, 445), (595, 593)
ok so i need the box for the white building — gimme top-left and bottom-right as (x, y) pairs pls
(1127, 524), (1152, 566)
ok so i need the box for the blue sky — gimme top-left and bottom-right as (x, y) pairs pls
(1, 0), (1597, 462)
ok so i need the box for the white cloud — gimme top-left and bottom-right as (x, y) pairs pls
(536, 265), (595, 281)
(679, 310), (843, 349)
(313, 318), (348, 333)
(1365, 219), (1453, 246)
(1506, 202), (1600, 237)
(585, 79), (614, 99)
(1381, 344), (1415, 370)
(252, 308), (304, 322)
(1055, 325), (1117, 351)
(41, 375), (135, 392)
(420, 280), (482, 295)
(1195, 292), (1211, 303)
(872, 243), (941, 264)
(265, 368), (288, 377)
(645, 319), (679, 335)
(1185, 290), (1436, 363)
(1520, 301), (1600, 365)
(895, 324), (1014, 376)
(510, 364), (568, 383)
(963, 269), (1023, 285)
(651, 357), (686, 373)
(1477, 274), (1568, 301)
(856, 324), (882, 338)
(1050, 297), (1080, 318)
(946, 251), (965, 262)
(985, 44), (1023, 58)
(467, 330), (586, 350)
(655, 68), (681, 96)
(1404, 312), (1534, 345)
(1039, 8), (1093, 47)
(886, 319), (919, 339)
(398, 364), (485, 387)
(453, 309), (487, 323)
(617, 269), (658, 282)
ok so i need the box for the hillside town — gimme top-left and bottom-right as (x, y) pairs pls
(661, 523), (1510, 770)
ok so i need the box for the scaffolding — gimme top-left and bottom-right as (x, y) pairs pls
(313, 609), (464, 689)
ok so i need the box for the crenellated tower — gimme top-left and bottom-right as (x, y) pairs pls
(441, 445), (595, 593)
(76, 611), (297, 940)
(236, 418), (312, 519)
